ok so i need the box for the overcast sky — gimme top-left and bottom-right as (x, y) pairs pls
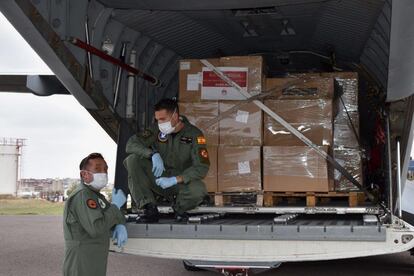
(0, 12), (117, 181)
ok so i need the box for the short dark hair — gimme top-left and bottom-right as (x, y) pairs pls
(154, 98), (179, 114)
(79, 153), (104, 170)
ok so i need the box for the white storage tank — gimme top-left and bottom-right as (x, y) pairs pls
(0, 138), (24, 196)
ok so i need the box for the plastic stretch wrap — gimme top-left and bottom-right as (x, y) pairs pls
(265, 77), (334, 99)
(178, 102), (219, 145)
(263, 146), (332, 192)
(218, 146), (261, 192)
(334, 111), (360, 149)
(329, 74), (359, 113)
(219, 101), (263, 146)
(219, 56), (264, 98)
(333, 148), (362, 191)
(179, 59), (220, 102)
(264, 99), (333, 146)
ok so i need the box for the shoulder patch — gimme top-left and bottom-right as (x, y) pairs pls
(98, 198), (107, 209)
(87, 199), (98, 209)
(198, 148), (210, 165)
(197, 136), (206, 145)
(158, 132), (168, 143)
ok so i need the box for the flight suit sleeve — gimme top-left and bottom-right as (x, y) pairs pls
(72, 190), (125, 239)
(181, 131), (210, 184)
(125, 127), (157, 159)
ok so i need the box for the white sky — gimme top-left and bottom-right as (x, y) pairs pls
(0, 12), (117, 181)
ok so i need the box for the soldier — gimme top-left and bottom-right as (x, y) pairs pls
(124, 99), (210, 222)
(63, 153), (127, 276)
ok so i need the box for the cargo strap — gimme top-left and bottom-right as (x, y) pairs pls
(200, 59), (364, 192)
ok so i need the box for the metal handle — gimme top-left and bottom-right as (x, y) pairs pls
(396, 138), (403, 218)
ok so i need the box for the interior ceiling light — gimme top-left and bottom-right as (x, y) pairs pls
(233, 6), (281, 17)
(280, 19), (296, 36)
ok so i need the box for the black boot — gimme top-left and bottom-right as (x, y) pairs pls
(136, 203), (159, 223)
(175, 212), (189, 223)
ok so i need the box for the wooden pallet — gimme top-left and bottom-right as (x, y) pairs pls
(212, 192), (264, 207)
(263, 191), (365, 207)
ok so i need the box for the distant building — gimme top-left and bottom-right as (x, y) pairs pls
(0, 138), (25, 196)
(18, 178), (79, 199)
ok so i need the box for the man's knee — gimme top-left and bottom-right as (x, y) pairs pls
(175, 180), (207, 212)
(188, 181), (207, 200)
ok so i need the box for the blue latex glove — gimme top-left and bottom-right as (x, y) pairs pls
(151, 153), (165, 177)
(112, 188), (127, 209)
(112, 224), (128, 248)
(156, 177), (178, 189)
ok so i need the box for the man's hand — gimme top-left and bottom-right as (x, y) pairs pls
(155, 177), (177, 189)
(112, 224), (128, 248)
(112, 189), (127, 209)
(151, 153), (165, 177)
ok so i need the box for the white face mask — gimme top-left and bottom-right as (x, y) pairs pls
(158, 109), (176, 135)
(85, 173), (108, 190)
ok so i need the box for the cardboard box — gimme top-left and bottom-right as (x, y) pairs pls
(179, 59), (220, 102)
(264, 77), (334, 99)
(203, 146), (218, 192)
(334, 148), (363, 192)
(179, 102), (219, 145)
(179, 56), (264, 101)
(219, 101), (263, 146)
(263, 99), (333, 146)
(263, 146), (332, 192)
(218, 146), (261, 192)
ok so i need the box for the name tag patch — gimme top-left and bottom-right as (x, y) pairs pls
(180, 136), (193, 144)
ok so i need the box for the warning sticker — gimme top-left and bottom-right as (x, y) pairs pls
(201, 67), (249, 100)
(238, 161), (251, 175)
(235, 110), (249, 124)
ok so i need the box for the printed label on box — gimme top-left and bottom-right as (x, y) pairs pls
(180, 61), (191, 70)
(238, 161), (251, 175)
(201, 67), (249, 100)
(187, 74), (200, 91)
(235, 110), (249, 124)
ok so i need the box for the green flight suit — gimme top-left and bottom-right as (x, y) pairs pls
(124, 116), (209, 214)
(63, 184), (125, 276)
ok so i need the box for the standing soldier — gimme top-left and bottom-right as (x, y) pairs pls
(124, 99), (210, 222)
(63, 153), (127, 276)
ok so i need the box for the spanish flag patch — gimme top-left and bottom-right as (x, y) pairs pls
(197, 136), (206, 145)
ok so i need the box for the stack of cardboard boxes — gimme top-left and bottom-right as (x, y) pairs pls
(263, 77), (335, 192)
(178, 56), (361, 195)
(178, 56), (264, 193)
(263, 73), (362, 192)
